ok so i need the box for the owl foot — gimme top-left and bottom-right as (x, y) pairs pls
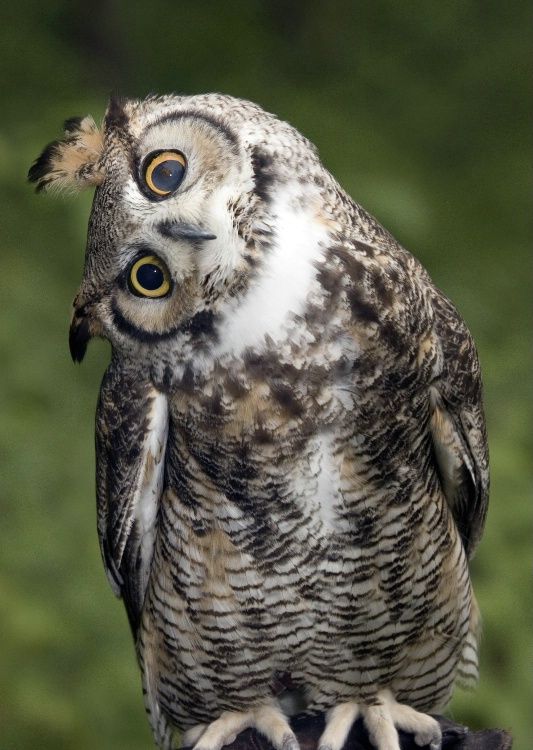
(318, 690), (441, 750)
(184, 703), (298, 750)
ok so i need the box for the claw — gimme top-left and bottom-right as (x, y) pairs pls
(192, 711), (252, 750)
(280, 734), (300, 750)
(188, 703), (298, 750)
(318, 691), (442, 750)
(318, 703), (360, 750)
(182, 725), (207, 748)
(254, 706), (299, 750)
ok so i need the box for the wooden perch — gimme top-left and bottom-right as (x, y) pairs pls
(183, 713), (512, 750)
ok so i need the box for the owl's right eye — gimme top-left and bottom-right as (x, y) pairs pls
(142, 150), (186, 198)
(128, 255), (171, 298)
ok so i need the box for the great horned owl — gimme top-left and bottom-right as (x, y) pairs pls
(29, 94), (488, 750)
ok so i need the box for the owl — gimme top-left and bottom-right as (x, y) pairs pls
(29, 94), (488, 750)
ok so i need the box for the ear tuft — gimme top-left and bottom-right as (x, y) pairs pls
(28, 115), (105, 193)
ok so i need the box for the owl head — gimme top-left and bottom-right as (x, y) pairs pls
(29, 94), (331, 376)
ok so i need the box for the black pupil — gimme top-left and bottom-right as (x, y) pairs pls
(136, 263), (164, 291)
(152, 159), (184, 192)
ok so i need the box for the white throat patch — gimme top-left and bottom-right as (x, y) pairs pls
(214, 190), (328, 359)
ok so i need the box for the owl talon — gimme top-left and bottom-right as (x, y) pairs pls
(190, 710), (252, 750)
(182, 724), (207, 747)
(383, 690), (441, 749)
(416, 732), (442, 750)
(253, 706), (299, 750)
(188, 704), (297, 750)
(319, 691), (442, 750)
(279, 735), (299, 750)
(318, 702), (360, 750)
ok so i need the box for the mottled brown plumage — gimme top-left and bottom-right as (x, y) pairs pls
(29, 94), (488, 750)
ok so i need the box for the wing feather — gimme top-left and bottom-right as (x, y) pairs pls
(428, 292), (489, 558)
(95, 361), (168, 631)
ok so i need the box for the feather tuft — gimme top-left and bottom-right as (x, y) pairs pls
(28, 115), (104, 193)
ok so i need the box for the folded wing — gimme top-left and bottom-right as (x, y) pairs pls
(95, 361), (168, 632)
(429, 292), (489, 558)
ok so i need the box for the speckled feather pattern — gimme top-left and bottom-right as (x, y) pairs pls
(30, 94), (488, 749)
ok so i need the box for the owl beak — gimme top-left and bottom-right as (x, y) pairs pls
(69, 312), (92, 363)
(157, 220), (216, 242)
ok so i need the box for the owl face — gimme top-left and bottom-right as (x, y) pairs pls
(70, 98), (265, 364)
(29, 94), (329, 374)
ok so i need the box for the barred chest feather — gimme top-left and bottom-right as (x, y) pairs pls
(134, 201), (474, 729)
(138, 330), (471, 729)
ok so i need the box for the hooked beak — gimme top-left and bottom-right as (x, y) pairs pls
(69, 305), (96, 363)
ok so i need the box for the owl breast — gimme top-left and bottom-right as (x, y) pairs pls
(138, 370), (471, 730)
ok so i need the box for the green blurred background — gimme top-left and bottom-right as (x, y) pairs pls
(1, 1), (530, 748)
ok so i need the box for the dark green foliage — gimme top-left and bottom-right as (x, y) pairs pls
(0, 2), (530, 748)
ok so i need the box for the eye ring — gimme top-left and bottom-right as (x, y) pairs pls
(128, 255), (171, 298)
(142, 150), (187, 198)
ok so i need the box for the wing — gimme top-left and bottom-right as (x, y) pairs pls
(428, 290), (489, 558)
(95, 359), (168, 632)
(331, 225), (489, 560)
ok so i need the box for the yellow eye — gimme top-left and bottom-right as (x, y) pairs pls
(143, 150), (186, 197)
(129, 255), (171, 298)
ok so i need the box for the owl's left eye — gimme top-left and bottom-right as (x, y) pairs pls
(142, 150), (186, 198)
(128, 255), (171, 298)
